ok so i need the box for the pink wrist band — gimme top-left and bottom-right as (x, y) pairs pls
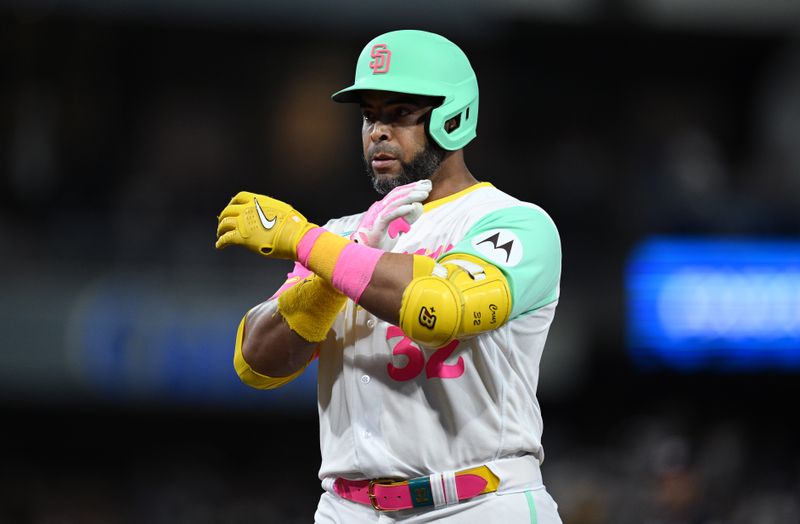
(331, 243), (384, 303)
(296, 227), (327, 266)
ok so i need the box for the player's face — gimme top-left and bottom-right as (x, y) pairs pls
(360, 91), (445, 195)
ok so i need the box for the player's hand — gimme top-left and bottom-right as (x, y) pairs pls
(216, 191), (316, 260)
(350, 180), (431, 251)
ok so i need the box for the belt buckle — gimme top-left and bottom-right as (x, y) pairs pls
(367, 478), (400, 512)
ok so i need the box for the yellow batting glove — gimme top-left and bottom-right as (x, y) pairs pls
(215, 191), (316, 260)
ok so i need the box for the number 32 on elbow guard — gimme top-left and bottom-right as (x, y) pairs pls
(385, 326), (464, 382)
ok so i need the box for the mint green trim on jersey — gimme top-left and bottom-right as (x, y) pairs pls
(525, 490), (539, 524)
(441, 205), (561, 319)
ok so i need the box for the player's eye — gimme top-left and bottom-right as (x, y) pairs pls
(362, 112), (375, 124)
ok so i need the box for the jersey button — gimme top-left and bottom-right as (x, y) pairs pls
(360, 374), (371, 384)
(366, 318), (376, 328)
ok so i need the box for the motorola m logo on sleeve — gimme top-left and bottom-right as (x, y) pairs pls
(472, 229), (522, 266)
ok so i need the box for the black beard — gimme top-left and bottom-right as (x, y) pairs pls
(365, 141), (446, 195)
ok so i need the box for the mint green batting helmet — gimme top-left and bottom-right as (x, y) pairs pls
(332, 30), (479, 151)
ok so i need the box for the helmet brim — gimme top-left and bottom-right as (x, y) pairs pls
(330, 86), (363, 103)
(331, 76), (449, 104)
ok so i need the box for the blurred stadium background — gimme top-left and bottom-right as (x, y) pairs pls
(2, 1), (800, 522)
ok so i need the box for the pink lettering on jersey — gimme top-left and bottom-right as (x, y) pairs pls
(406, 243), (455, 260)
(386, 326), (424, 381)
(424, 339), (464, 379)
(385, 326), (464, 381)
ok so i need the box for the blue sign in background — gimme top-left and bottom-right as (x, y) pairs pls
(626, 237), (800, 371)
(65, 275), (319, 409)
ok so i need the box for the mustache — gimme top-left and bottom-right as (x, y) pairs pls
(366, 144), (403, 162)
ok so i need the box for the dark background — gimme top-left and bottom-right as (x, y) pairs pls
(2, 1), (800, 522)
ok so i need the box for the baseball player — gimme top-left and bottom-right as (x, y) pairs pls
(216, 30), (563, 523)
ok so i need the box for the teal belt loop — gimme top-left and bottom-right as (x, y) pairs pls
(408, 476), (435, 508)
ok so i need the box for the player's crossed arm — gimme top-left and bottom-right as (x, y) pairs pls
(218, 182), (450, 388)
(217, 189), (513, 353)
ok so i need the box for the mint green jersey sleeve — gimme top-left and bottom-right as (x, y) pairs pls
(440, 205), (562, 319)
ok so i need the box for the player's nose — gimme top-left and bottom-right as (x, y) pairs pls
(369, 120), (392, 143)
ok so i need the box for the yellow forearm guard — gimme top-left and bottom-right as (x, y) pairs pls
(277, 273), (347, 342)
(399, 254), (511, 348)
(233, 314), (316, 390)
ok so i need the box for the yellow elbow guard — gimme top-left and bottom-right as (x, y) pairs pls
(233, 314), (316, 389)
(399, 254), (511, 348)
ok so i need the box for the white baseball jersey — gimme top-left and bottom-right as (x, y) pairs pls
(305, 182), (562, 485)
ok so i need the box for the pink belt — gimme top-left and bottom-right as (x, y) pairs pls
(333, 465), (500, 512)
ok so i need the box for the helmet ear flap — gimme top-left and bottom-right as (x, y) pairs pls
(428, 96), (479, 151)
(420, 97), (450, 151)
